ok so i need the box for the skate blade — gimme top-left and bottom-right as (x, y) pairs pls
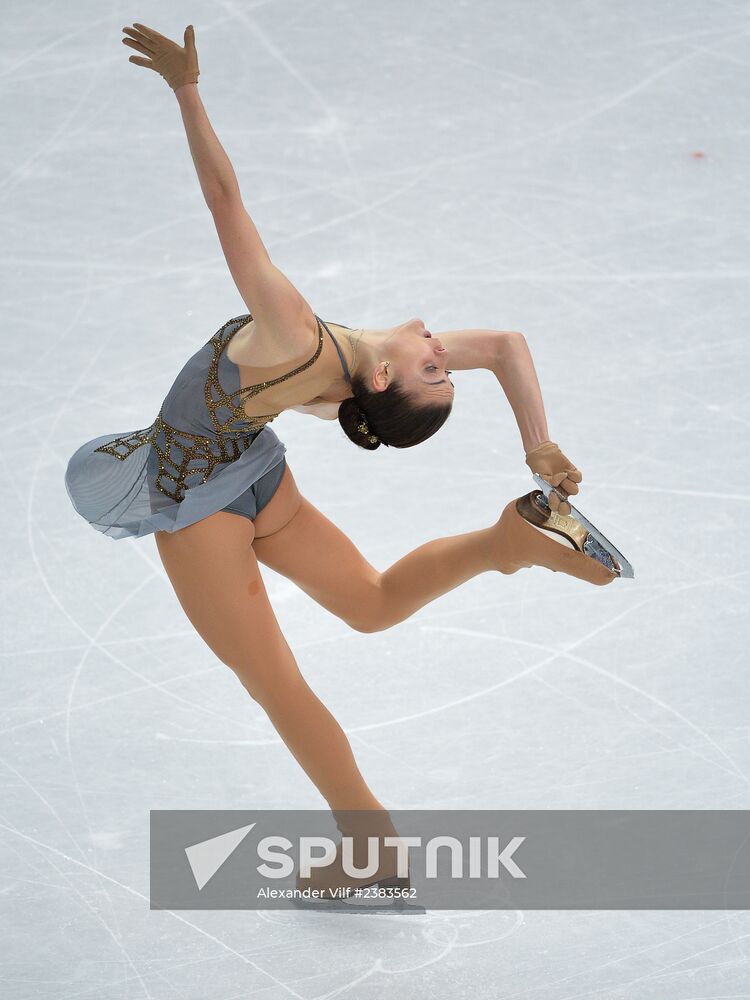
(531, 474), (635, 579)
(292, 895), (426, 915)
(293, 871), (425, 915)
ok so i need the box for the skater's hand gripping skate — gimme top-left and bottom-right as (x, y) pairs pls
(121, 23), (200, 91)
(524, 441), (582, 516)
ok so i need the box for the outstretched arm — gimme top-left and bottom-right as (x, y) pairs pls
(122, 23), (236, 205)
(121, 22), (314, 349)
(174, 83), (315, 346)
(174, 82), (242, 208)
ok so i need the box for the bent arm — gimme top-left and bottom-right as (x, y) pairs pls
(433, 327), (550, 452)
(490, 332), (550, 452)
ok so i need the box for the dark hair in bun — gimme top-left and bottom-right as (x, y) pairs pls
(337, 372), (453, 450)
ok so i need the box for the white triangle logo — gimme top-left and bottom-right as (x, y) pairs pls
(185, 822), (256, 890)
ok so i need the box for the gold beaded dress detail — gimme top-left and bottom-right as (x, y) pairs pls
(64, 313), (349, 539)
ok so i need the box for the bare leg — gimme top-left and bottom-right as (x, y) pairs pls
(155, 507), (385, 813)
(153, 462), (597, 819)
(253, 494), (498, 633)
(378, 527), (496, 624)
(253, 464), (614, 631)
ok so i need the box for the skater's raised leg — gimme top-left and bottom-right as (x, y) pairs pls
(253, 492), (498, 632)
(252, 470), (615, 638)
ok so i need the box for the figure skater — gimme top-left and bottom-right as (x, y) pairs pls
(65, 23), (626, 904)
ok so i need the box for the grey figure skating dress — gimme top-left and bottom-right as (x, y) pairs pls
(64, 313), (352, 540)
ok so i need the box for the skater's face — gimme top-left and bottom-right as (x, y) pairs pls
(381, 318), (455, 404)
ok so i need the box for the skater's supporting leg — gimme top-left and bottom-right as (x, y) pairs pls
(155, 509), (386, 813)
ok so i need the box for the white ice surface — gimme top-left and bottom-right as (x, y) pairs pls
(2, 1), (749, 997)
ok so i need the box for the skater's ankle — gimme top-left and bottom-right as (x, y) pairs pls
(330, 796), (387, 814)
(332, 805), (398, 839)
(486, 521), (517, 574)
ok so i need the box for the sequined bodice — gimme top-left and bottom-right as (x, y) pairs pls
(92, 313), (349, 504)
(206, 314), (328, 434)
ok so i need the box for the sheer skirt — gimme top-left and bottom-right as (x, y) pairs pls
(64, 315), (288, 540)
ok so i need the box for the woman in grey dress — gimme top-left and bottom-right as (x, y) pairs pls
(65, 23), (620, 899)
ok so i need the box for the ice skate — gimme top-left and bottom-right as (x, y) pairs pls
(493, 482), (632, 585)
(529, 473), (634, 578)
(293, 846), (424, 914)
(292, 875), (425, 915)
(293, 811), (425, 914)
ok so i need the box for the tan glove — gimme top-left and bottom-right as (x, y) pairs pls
(524, 440), (582, 516)
(122, 23), (200, 91)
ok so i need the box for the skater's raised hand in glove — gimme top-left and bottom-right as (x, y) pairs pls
(524, 440), (582, 516)
(121, 23), (200, 91)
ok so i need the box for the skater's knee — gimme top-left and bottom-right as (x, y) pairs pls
(226, 663), (274, 706)
(349, 614), (383, 634)
(225, 648), (307, 709)
(347, 587), (396, 634)
(236, 670), (307, 712)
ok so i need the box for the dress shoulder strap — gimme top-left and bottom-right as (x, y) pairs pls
(236, 317), (325, 397)
(317, 317), (352, 384)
